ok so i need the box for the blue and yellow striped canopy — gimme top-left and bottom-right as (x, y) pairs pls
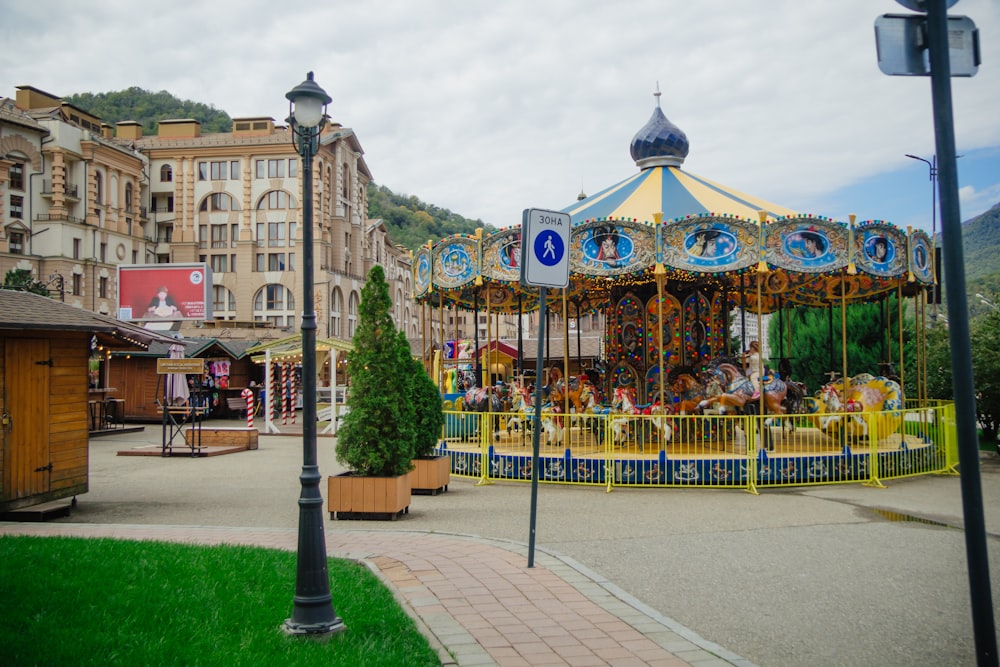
(562, 165), (798, 224)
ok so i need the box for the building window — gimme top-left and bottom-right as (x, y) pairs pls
(211, 224), (227, 248)
(289, 222), (297, 247)
(210, 254), (228, 273)
(9, 195), (23, 219)
(99, 276), (108, 298)
(199, 193), (238, 212)
(94, 171), (103, 204)
(267, 253), (286, 271)
(10, 162), (24, 190)
(8, 230), (25, 254)
(289, 159), (298, 178)
(331, 287), (342, 337)
(213, 285), (235, 314)
(255, 253), (264, 272)
(230, 224), (239, 248)
(160, 164), (173, 182)
(125, 182), (133, 210)
(268, 222), (286, 247)
(268, 159), (284, 178)
(198, 225), (207, 249)
(100, 243), (107, 263)
(255, 222), (265, 247)
(253, 284), (295, 327)
(257, 191), (291, 210)
(73, 238), (81, 259)
(348, 291), (359, 337)
(230, 161), (240, 180)
(72, 274), (82, 296)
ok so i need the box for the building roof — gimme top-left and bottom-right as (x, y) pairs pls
(0, 290), (176, 349)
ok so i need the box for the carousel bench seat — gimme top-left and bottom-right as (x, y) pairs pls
(185, 426), (258, 450)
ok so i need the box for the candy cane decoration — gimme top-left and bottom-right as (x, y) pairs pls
(290, 367), (297, 425)
(241, 387), (253, 429)
(281, 363), (289, 425)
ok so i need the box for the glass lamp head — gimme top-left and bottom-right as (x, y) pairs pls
(286, 72), (331, 129)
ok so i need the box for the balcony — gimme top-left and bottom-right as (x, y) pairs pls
(34, 212), (87, 225)
(41, 180), (80, 199)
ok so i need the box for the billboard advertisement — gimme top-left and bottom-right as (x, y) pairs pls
(117, 263), (212, 322)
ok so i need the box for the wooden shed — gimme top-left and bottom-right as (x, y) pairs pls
(108, 337), (260, 421)
(0, 291), (174, 512)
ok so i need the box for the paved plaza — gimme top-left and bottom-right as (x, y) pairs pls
(3, 422), (999, 666)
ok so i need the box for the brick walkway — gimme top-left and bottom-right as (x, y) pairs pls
(0, 522), (747, 667)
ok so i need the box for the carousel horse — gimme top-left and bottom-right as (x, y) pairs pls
(609, 386), (641, 446)
(463, 383), (506, 440)
(506, 382), (534, 434)
(811, 374), (902, 439)
(698, 359), (799, 418)
(671, 373), (710, 414)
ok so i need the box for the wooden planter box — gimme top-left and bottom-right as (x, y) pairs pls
(410, 455), (451, 495)
(328, 472), (411, 520)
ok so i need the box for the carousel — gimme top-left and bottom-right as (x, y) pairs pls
(413, 93), (955, 492)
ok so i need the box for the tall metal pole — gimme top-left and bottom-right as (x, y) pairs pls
(527, 287), (547, 568)
(284, 72), (343, 637)
(926, 2), (998, 662)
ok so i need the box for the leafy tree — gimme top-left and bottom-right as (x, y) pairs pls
(971, 309), (1000, 444)
(367, 183), (496, 251)
(408, 352), (444, 459)
(336, 265), (416, 476)
(768, 297), (914, 393)
(2, 269), (50, 296)
(64, 87), (232, 135)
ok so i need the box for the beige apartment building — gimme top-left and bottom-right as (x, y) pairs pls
(1, 85), (417, 343)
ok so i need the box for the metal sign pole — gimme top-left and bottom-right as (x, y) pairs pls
(527, 286), (547, 568)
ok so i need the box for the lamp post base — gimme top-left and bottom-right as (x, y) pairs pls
(282, 617), (346, 639)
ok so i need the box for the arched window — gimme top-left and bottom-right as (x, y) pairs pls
(199, 192), (240, 212)
(348, 291), (359, 338)
(256, 190), (294, 210)
(212, 285), (236, 319)
(125, 182), (133, 210)
(160, 164), (173, 182)
(253, 284), (296, 328)
(330, 287), (343, 338)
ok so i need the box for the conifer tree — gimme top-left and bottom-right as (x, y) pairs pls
(408, 352), (444, 459)
(336, 265), (416, 476)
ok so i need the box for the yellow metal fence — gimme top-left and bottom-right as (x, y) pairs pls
(436, 401), (958, 491)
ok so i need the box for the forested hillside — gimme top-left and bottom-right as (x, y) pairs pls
(942, 201), (1000, 316)
(367, 184), (494, 251)
(64, 88), (232, 134)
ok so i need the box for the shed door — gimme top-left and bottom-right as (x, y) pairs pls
(4, 338), (51, 500)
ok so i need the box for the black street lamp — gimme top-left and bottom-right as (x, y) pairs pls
(283, 72), (345, 637)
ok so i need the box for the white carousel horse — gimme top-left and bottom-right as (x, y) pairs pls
(505, 383), (561, 445)
(609, 386), (640, 446)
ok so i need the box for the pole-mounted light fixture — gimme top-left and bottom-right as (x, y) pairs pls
(282, 72), (344, 638)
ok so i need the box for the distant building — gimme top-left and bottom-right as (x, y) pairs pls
(1, 84), (417, 345)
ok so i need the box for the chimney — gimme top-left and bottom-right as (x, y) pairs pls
(14, 85), (62, 110)
(232, 117), (275, 136)
(116, 121), (143, 140)
(157, 119), (201, 138)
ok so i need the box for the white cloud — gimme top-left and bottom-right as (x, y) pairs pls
(3, 0), (998, 228)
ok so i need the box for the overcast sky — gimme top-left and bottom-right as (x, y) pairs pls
(3, 0), (998, 235)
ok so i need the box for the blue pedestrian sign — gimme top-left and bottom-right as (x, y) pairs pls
(520, 208), (570, 288)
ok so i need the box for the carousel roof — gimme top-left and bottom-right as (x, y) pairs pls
(413, 94), (934, 315)
(565, 95), (796, 223)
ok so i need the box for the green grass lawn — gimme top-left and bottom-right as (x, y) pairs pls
(0, 536), (441, 667)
